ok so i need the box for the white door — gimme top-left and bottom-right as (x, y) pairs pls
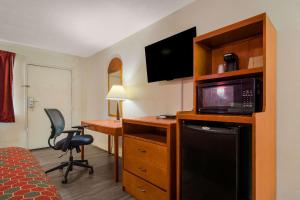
(27, 65), (72, 149)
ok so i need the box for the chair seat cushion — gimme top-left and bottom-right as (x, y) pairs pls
(71, 135), (94, 146)
(55, 135), (93, 150)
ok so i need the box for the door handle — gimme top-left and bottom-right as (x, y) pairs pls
(28, 97), (39, 108)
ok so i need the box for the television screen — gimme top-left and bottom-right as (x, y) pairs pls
(145, 27), (196, 82)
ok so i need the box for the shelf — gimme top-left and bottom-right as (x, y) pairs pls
(124, 133), (167, 146)
(194, 20), (263, 47)
(177, 111), (254, 124)
(195, 67), (263, 81)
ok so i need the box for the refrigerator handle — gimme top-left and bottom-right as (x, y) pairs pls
(184, 125), (211, 131)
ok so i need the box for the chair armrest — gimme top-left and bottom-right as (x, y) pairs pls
(72, 125), (89, 130)
(61, 130), (81, 134)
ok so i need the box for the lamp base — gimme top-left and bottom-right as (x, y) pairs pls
(116, 101), (120, 121)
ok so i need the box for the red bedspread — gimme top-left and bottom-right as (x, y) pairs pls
(0, 147), (60, 200)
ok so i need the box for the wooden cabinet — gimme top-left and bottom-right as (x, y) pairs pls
(177, 13), (276, 200)
(122, 117), (176, 200)
(124, 137), (168, 189)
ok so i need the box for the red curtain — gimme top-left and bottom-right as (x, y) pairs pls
(0, 50), (16, 122)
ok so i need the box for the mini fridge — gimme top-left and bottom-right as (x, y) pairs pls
(180, 121), (252, 200)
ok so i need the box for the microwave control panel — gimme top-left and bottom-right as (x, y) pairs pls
(242, 89), (254, 110)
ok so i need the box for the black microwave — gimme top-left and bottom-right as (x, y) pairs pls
(197, 78), (262, 115)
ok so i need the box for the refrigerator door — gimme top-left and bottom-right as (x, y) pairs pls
(181, 124), (239, 200)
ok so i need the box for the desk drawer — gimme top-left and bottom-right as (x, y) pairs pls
(124, 156), (168, 189)
(124, 136), (167, 168)
(123, 171), (167, 200)
(124, 136), (168, 189)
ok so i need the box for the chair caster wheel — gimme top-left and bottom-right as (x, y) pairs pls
(89, 168), (94, 174)
(62, 179), (68, 184)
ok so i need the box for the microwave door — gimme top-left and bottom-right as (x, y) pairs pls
(198, 83), (243, 114)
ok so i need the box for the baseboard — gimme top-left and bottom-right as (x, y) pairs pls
(91, 144), (123, 157)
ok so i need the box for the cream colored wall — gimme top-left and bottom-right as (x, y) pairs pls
(0, 41), (81, 148)
(74, 0), (300, 199)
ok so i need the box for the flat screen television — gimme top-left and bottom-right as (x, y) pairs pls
(145, 27), (196, 83)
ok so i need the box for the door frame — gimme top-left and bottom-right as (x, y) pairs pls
(25, 64), (73, 149)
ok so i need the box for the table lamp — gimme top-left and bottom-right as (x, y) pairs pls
(106, 85), (127, 120)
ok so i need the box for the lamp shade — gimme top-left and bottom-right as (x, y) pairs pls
(106, 85), (127, 100)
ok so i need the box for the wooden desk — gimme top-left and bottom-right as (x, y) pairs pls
(81, 120), (122, 182)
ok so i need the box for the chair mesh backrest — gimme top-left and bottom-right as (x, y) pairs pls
(44, 108), (65, 139)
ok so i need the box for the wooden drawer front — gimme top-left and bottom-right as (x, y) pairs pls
(123, 171), (167, 200)
(124, 137), (168, 189)
(124, 136), (167, 168)
(124, 156), (168, 189)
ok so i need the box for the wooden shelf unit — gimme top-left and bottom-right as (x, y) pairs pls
(178, 13), (276, 200)
(122, 117), (176, 200)
(124, 133), (167, 146)
(194, 33), (263, 77)
(177, 111), (254, 124)
(196, 67), (263, 81)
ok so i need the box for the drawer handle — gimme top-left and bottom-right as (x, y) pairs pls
(137, 148), (147, 153)
(138, 167), (147, 172)
(138, 186), (146, 193)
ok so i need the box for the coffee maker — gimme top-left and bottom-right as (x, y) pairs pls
(224, 53), (239, 71)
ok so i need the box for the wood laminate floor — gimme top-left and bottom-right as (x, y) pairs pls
(32, 146), (134, 200)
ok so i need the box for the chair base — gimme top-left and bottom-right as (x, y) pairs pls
(45, 153), (93, 184)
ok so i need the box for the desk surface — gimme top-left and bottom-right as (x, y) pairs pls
(81, 120), (122, 136)
(123, 116), (176, 127)
(81, 117), (176, 135)
(82, 120), (122, 128)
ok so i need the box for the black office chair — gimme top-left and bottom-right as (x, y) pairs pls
(44, 108), (94, 184)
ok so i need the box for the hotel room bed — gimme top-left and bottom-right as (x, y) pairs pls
(0, 147), (60, 200)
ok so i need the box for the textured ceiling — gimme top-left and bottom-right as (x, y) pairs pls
(0, 0), (194, 57)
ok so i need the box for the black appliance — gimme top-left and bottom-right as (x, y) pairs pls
(145, 27), (196, 82)
(224, 53), (239, 71)
(197, 77), (262, 114)
(180, 121), (252, 200)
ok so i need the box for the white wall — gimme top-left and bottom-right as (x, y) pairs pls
(73, 0), (300, 199)
(0, 41), (81, 148)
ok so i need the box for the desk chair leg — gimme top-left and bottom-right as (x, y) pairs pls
(73, 161), (94, 174)
(81, 129), (85, 161)
(45, 162), (68, 174)
(108, 135), (112, 154)
(62, 163), (73, 184)
(61, 151), (94, 184)
(114, 135), (119, 182)
(74, 159), (89, 165)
